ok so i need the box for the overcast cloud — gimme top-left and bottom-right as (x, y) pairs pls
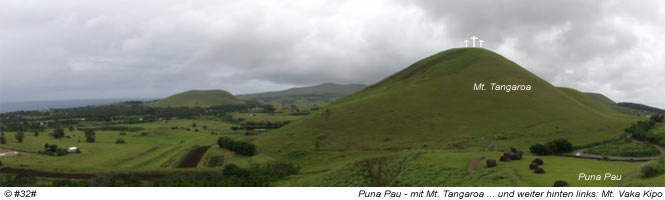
(0, 0), (664, 108)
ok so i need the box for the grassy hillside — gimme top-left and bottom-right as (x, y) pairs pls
(557, 87), (643, 117)
(255, 48), (636, 154)
(148, 90), (244, 107)
(237, 83), (366, 101)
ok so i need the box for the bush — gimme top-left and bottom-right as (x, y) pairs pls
(85, 130), (96, 143)
(115, 139), (126, 144)
(119, 132), (127, 136)
(141, 132), (149, 136)
(217, 137), (257, 156)
(0, 136), (6, 144)
(529, 144), (549, 155)
(52, 128), (65, 139)
(15, 131), (24, 143)
(530, 139), (573, 155)
(639, 158), (665, 178)
(545, 139), (573, 154)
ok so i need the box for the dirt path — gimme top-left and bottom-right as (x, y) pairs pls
(176, 146), (211, 168)
(467, 156), (485, 172)
(508, 168), (525, 186)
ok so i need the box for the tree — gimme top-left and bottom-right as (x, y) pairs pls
(52, 128), (65, 139)
(529, 143), (549, 155)
(217, 137), (234, 149)
(15, 131), (24, 143)
(85, 130), (96, 143)
(545, 139), (573, 154)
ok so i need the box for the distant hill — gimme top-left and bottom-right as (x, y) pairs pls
(255, 48), (636, 152)
(148, 90), (244, 107)
(618, 102), (664, 113)
(237, 83), (366, 101)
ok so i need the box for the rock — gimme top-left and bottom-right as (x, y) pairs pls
(553, 180), (568, 187)
(500, 155), (511, 162)
(532, 158), (544, 165)
(534, 167), (546, 174)
(529, 162), (539, 169)
(514, 151), (523, 160)
(509, 153), (518, 160)
(487, 159), (497, 168)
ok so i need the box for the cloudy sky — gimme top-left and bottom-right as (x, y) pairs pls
(1, 0), (664, 108)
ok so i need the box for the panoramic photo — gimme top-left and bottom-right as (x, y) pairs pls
(1, 0), (665, 189)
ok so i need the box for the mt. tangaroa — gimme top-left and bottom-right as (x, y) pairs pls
(255, 48), (634, 152)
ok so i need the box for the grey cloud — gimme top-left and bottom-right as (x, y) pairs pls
(0, 0), (663, 108)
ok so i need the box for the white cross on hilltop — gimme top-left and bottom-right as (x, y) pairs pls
(463, 36), (485, 48)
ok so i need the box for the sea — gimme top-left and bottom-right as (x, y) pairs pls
(0, 98), (156, 114)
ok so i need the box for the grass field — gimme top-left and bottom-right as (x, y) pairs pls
(0, 118), (267, 173)
(586, 140), (661, 157)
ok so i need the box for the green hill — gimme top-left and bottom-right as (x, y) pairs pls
(148, 90), (244, 107)
(237, 83), (366, 101)
(255, 48), (636, 153)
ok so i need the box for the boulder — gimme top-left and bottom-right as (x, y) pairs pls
(534, 167), (546, 174)
(500, 155), (511, 162)
(553, 180), (568, 187)
(529, 162), (539, 169)
(509, 153), (518, 160)
(514, 151), (523, 160)
(532, 158), (544, 165)
(487, 159), (497, 168)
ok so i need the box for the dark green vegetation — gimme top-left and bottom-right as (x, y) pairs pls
(217, 137), (257, 156)
(586, 140), (661, 157)
(148, 89), (244, 107)
(626, 115), (665, 145)
(238, 83), (365, 101)
(529, 139), (573, 155)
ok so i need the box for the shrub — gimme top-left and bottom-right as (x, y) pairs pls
(529, 144), (549, 155)
(115, 139), (126, 144)
(34, 131), (39, 137)
(529, 139), (572, 155)
(217, 137), (257, 156)
(52, 128), (65, 139)
(545, 139), (573, 154)
(141, 132), (149, 136)
(119, 132), (127, 136)
(85, 130), (96, 143)
(0, 136), (6, 144)
(15, 131), (24, 143)
(639, 158), (665, 178)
